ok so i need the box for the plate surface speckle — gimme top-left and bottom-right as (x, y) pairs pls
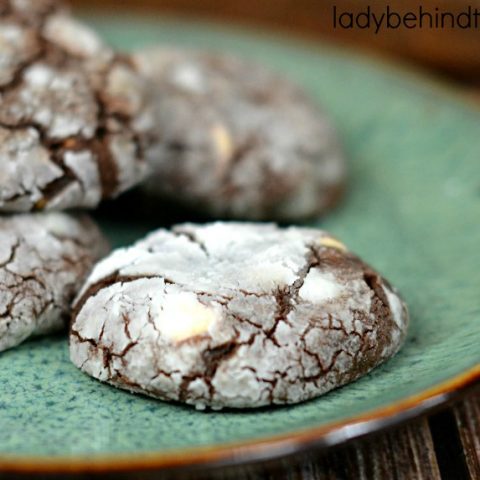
(0, 15), (479, 468)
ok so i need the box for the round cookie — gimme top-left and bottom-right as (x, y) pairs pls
(0, 0), (156, 212)
(70, 223), (408, 410)
(0, 212), (108, 352)
(134, 48), (346, 221)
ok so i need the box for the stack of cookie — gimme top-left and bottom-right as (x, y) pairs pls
(0, 0), (408, 409)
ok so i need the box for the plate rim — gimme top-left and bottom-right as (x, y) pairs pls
(1, 13), (478, 476)
(0, 364), (478, 475)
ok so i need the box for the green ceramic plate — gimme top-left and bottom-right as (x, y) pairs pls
(1, 15), (479, 476)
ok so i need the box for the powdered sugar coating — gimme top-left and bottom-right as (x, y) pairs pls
(134, 48), (346, 221)
(70, 223), (408, 409)
(0, 212), (108, 352)
(0, 0), (156, 212)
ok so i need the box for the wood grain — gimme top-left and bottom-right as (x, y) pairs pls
(454, 393), (480, 479)
(213, 395), (478, 480)
(284, 419), (441, 480)
(183, 394), (478, 480)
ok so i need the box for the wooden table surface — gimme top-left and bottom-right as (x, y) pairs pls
(142, 389), (474, 480)
(244, 390), (480, 480)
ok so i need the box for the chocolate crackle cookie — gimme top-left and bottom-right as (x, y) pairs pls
(0, 0), (156, 212)
(70, 223), (408, 409)
(0, 212), (108, 352)
(134, 48), (346, 221)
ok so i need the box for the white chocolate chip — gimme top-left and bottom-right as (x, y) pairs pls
(154, 293), (220, 342)
(299, 270), (343, 304)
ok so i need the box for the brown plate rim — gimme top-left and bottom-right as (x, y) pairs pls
(0, 364), (478, 475)
(1, 13), (479, 476)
